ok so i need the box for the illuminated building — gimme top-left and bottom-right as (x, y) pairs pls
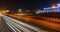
(43, 3), (60, 12)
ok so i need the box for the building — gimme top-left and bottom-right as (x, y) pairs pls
(43, 3), (60, 12)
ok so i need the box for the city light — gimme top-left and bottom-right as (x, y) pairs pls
(6, 10), (9, 12)
(52, 6), (56, 8)
(43, 3), (60, 12)
(57, 3), (60, 7)
(18, 9), (22, 13)
(36, 10), (45, 14)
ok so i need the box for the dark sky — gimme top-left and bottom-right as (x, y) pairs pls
(0, 0), (60, 10)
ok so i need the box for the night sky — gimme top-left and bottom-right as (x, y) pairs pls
(0, 0), (60, 10)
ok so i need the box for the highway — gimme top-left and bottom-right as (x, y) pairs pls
(6, 14), (60, 32)
(0, 14), (48, 32)
(0, 15), (12, 32)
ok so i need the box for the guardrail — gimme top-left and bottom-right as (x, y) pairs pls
(2, 14), (48, 32)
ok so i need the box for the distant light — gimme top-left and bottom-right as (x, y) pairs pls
(36, 10), (45, 14)
(19, 9), (21, 11)
(57, 3), (60, 7)
(6, 10), (9, 12)
(36, 11), (40, 14)
(52, 6), (56, 8)
(15, 14), (25, 15)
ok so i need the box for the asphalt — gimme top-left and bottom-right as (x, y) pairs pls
(0, 16), (12, 32)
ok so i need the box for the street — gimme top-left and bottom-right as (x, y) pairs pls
(0, 14), (48, 32)
(0, 16), (12, 32)
(7, 14), (60, 32)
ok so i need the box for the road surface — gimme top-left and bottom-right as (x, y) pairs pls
(0, 16), (12, 32)
(7, 14), (60, 32)
(0, 14), (48, 32)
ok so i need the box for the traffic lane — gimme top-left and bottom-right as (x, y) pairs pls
(8, 21), (35, 32)
(37, 16), (60, 23)
(8, 14), (60, 31)
(0, 16), (12, 32)
(13, 16), (60, 30)
(33, 20), (60, 31)
(14, 14), (60, 23)
(16, 15), (60, 23)
(4, 15), (46, 32)
(21, 15), (60, 23)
